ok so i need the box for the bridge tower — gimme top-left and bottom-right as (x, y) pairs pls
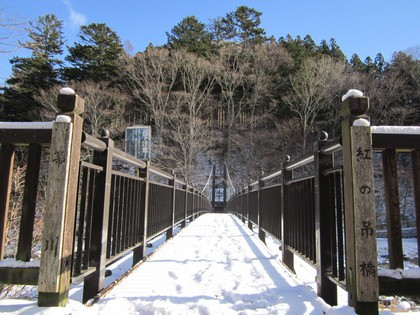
(201, 162), (235, 212)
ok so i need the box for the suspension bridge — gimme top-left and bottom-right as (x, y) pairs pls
(0, 91), (419, 314)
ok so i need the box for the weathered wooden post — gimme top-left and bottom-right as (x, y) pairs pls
(281, 156), (295, 273)
(314, 132), (337, 305)
(258, 173), (266, 244)
(382, 149), (404, 269)
(341, 94), (378, 314)
(38, 91), (84, 306)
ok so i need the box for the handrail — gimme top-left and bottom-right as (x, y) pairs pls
(320, 137), (342, 155)
(285, 151), (314, 171)
(81, 132), (107, 152)
(112, 146), (147, 169)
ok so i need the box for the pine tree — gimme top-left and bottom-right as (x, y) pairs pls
(166, 16), (215, 57)
(63, 23), (124, 83)
(3, 14), (64, 121)
(215, 6), (266, 45)
(350, 53), (365, 72)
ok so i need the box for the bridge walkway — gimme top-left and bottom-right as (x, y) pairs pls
(94, 213), (334, 314)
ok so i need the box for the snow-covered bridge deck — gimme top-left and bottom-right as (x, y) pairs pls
(93, 213), (337, 314)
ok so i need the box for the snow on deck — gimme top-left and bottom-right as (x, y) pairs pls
(95, 213), (333, 314)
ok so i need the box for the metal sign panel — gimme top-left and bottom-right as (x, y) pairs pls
(125, 126), (151, 161)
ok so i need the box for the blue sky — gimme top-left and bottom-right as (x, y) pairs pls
(1, 0), (419, 84)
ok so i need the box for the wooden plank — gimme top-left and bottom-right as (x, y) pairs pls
(38, 121), (73, 295)
(373, 134), (420, 151)
(16, 143), (42, 262)
(379, 276), (420, 296)
(0, 143), (15, 259)
(0, 266), (39, 285)
(0, 129), (52, 145)
(382, 149), (404, 269)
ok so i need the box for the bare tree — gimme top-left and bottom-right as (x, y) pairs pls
(214, 44), (251, 165)
(119, 47), (178, 144)
(36, 80), (128, 136)
(0, 8), (26, 54)
(160, 51), (215, 183)
(283, 56), (346, 152)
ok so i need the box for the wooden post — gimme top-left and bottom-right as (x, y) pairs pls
(281, 159), (295, 273)
(411, 150), (420, 267)
(38, 120), (73, 306)
(82, 130), (113, 303)
(382, 149), (404, 269)
(314, 135), (337, 305)
(341, 96), (378, 315)
(258, 175), (266, 244)
(38, 93), (84, 307)
(0, 143), (15, 260)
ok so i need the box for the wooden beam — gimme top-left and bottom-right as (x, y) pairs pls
(382, 149), (404, 269)
(0, 143), (15, 259)
(0, 266), (39, 285)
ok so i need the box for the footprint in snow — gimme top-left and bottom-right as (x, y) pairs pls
(168, 271), (178, 280)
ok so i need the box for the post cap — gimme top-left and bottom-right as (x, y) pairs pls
(341, 96), (369, 117)
(57, 94), (85, 115)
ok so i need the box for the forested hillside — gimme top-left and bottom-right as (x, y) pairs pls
(1, 6), (419, 188)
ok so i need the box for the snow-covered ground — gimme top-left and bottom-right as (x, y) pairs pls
(0, 213), (418, 314)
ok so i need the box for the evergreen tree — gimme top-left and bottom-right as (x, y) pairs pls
(166, 16), (215, 57)
(216, 6), (266, 45)
(2, 14), (64, 121)
(364, 56), (375, 73)
(350, 53), (365, 72)
(329, 38), (347, 62)
(63, 23), (124, 82)
(374, 53), (387, 74)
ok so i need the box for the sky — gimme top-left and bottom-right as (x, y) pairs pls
(1, 213), (418, 314)
(1, 0), (420, 85)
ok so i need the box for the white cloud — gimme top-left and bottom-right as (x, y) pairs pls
(62, 0), (87, 27)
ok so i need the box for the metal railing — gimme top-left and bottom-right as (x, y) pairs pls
(0, 93), (212, 306)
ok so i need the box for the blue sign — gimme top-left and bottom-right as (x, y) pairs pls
(125, 126), (151, 161)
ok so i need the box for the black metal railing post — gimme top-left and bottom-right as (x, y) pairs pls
(314, 132), (337, 305)
(258, 174), (266, 244)
(83, 129), (113, 304)
(281, 156), (295, 273)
